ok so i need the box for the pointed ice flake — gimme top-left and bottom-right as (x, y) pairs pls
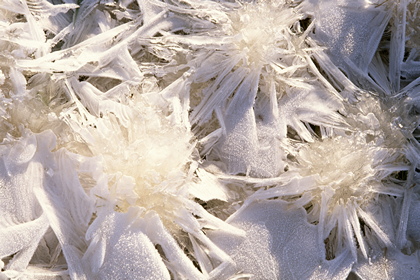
(208, 200), (354, 279)
(0, 135), (43, 223)
(2, 265), (71, 280)
(76, 45), (143, 82)
(191, 168), (230, 202)
(67, 78), (134, 127)
(237, 90), (413, 262)
(0, 133), (50, 273)
(141, 212), (206, 280)
(83, 210), (170, 280)
(0, 213), (49, 272)
(309, 0), (391, 84)
(388, 0), (409, 92)
(214, 68), (264, 176)
(190, 58), (247, 125)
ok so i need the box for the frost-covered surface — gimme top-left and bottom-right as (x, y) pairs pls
(0, 0), (420, 279)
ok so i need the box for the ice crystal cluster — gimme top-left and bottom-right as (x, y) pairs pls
(1, 0), (420, 279)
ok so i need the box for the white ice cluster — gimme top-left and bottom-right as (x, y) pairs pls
(1, 0), (420, 279)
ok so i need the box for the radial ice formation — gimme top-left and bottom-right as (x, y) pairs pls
(227, 0), (301, 67)
(161, 0), (348, 178)
(188, 0), (310, 126)
(63, 86), (240, 278)
(296, 98), (413, 259)
(295, 133), (401, 258)
(244, 93), (412, 260)
(298, 134), (378, 208)
(86, 97), (194, 231)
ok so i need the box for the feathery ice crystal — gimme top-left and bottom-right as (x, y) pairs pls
(295, 132), (401, 258)
(227, 0), (302, 67)
(174, 0), (347, 179)
(242, 92), (412, 260)
(78, 95), (194, 228)
(188, 0), (310, 126)
(62, 84), (240, 278)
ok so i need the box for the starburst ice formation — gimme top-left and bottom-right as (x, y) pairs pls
(230, 92), (412, 259)
(228, 1), (301, 67)
(158, 0), (347, 179)
(62, 82), (243, 279)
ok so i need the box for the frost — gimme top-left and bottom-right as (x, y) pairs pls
(61, 79), (238, 277)
(239, 92), (414, 260)
(307, 0), (391, 89)
(407, 198), (420, 243)
(0, 130), (92, 278)
(0, 135), (47, 272)
(208, 200), (354, 279)
(191, 168), (230, 202)
(1, 0), (420, 279)
(82, 210), (170, 280)
(352, 248), (420, 280)
(277, 86), (346, 142)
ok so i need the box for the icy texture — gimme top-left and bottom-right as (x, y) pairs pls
(0, 133), (48, 272)
(32, 132), (94, 280)
(353, 248), (420, 279)
(4, 131), (91, 276)
(69, 93), (195, 228)
(407, 199), (420, 243)
(277, 87), (346, 142)
(191, 168), (231, 202)
(63, 77), (237, 278)
(242, 93), (412, 260)
(0, 130), (93, 278)
(184, 1), (346, 177)
(309, 0), (390, 79)
(215, 71), (281, 177)
(209, 200), (354, 279)
(1, 0), (420, 279)
(83, 210), (170, 280)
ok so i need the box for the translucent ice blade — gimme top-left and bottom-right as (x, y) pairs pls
(32, 131), (94, 280)
(0, 213), (49, 265)
(388, 0), (408, 92)
(278, 87), (346, 142)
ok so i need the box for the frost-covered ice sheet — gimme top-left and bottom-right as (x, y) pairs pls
(208, 200), (354, 279)
(0, 0), (420, 279)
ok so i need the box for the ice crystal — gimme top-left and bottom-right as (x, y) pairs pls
(60, 81), (242, 278)
(72, 93), (195, 229)
(209, 200), (354, 279)
(295, 135), (401, 258)
(187, 0), (312, 126)
(1, 0), (420, 279)
(228, 1), (301, 67)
